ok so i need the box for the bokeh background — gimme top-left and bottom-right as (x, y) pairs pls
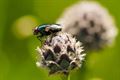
(0, 0), (120, 80)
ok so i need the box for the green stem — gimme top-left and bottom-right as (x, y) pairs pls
(60, 73), (71, 80)
(67, 75), (70, 80)
(60, 74), (68, 80)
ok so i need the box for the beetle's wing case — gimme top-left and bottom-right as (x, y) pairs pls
(50, 24), (62, 30)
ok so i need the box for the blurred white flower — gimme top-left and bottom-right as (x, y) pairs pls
(57, 1), (118, 50)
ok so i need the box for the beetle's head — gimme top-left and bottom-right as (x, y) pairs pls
(33, 27), (39, 35)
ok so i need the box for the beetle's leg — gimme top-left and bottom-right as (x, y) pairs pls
(36, 35), (43, 45)
(37, 34), (43, 40)
(37, 36), (41, 41)
(37, 34), (44, 45)
(36, 35), (39, 39)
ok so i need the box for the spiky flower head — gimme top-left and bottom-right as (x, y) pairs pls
(57, 1), (118, 50)
(36, 32), (85, 74)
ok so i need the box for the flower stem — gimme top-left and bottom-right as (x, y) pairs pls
(60, 74), (68, 80)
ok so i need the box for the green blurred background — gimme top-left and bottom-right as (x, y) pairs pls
(0, 0), (120, 80)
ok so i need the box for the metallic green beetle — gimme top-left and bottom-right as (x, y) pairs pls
(33, 24), (62, 40)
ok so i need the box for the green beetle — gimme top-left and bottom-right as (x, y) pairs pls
(33, 24), (62, 40)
